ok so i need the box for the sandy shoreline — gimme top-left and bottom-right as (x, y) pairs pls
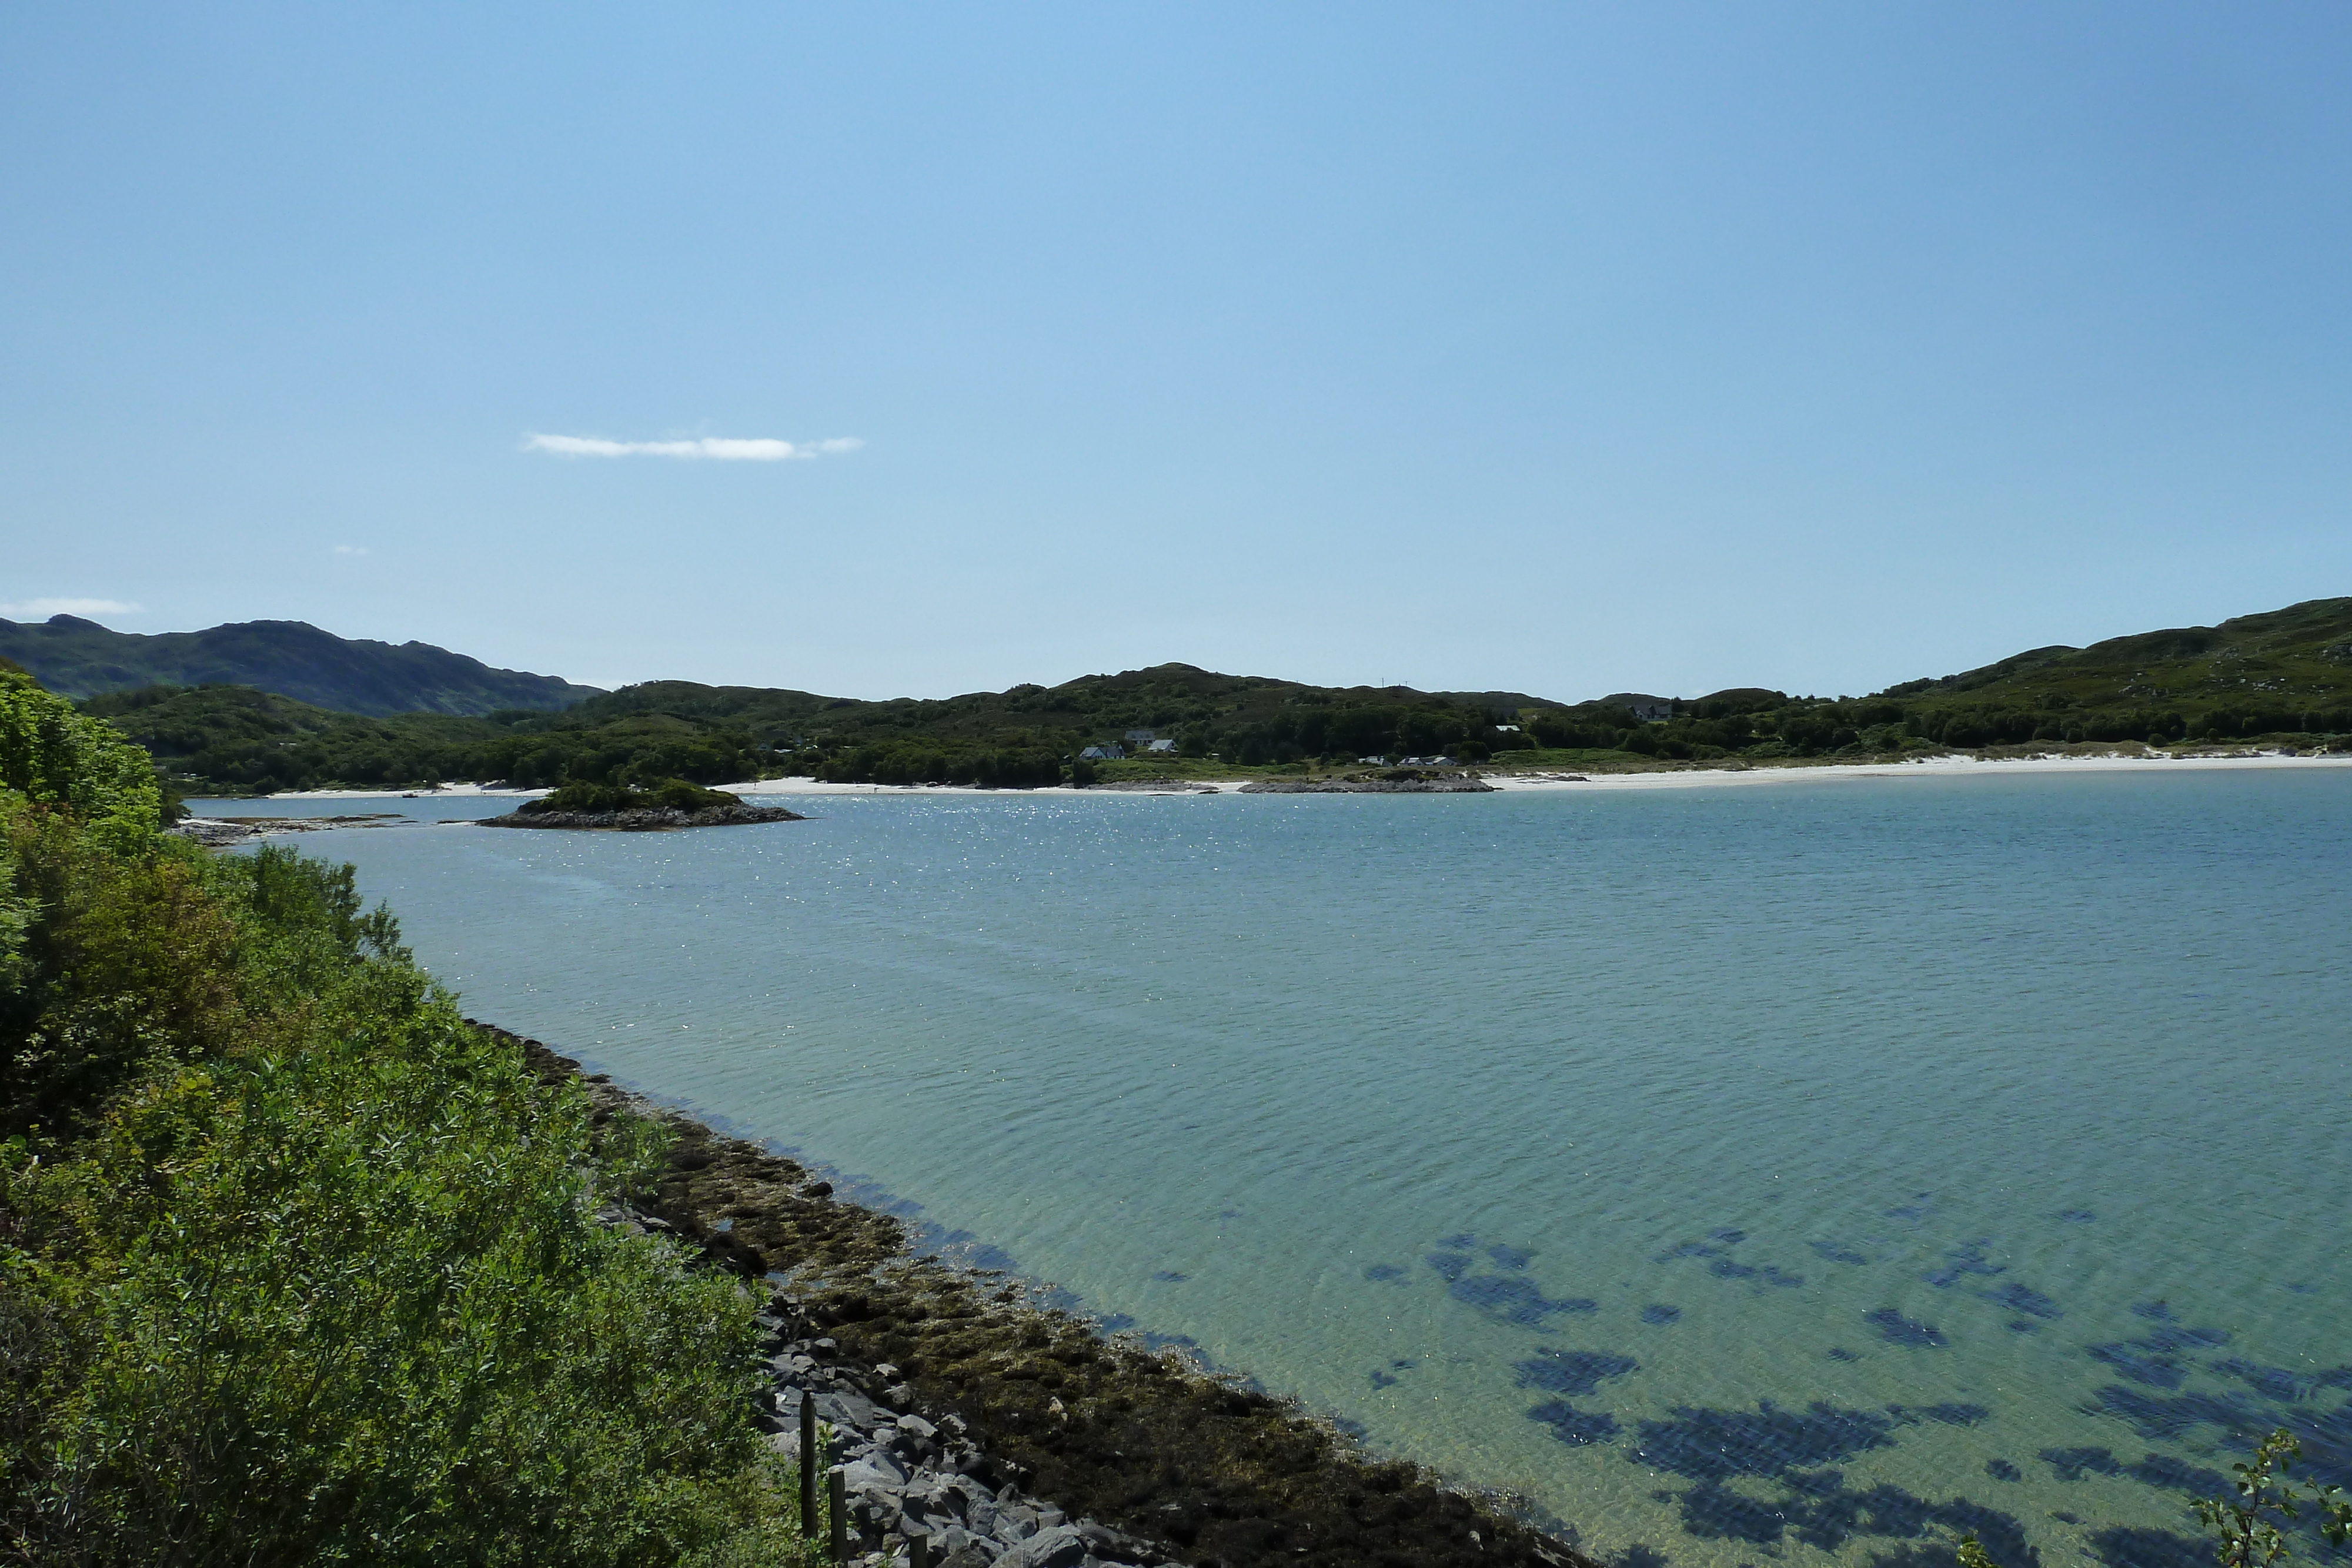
(727, 751), (2352, 797)
(225, 750), (2351, 804)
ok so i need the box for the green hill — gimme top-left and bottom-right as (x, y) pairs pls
(1875, 596), (2352, 745)
(71, 599), (2352, 793)
(0, 614), (601, 716)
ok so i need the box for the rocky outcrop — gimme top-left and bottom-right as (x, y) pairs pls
(1238, 773), (1494, 794)
(1077, 780), (1218, 793)
(477, 802), (806, 830)
(746, 1317), (1172, 1568)
(171, 813), (402, 847)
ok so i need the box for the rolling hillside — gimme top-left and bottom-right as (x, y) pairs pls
(67, 597), (2352, 793)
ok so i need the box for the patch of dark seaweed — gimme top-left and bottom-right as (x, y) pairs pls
(1659, 1466), (2040, 1568)
(1923, 1243), (2004, 1289)
(1812, 1241), (1872, 1266)
(1653, 1242), (1721, 1262)
(1426, 1251), (1474, 1282)
(1515, 1350), (1640, 1398)
(1986, 1460), (2021, 1482)
(1982, 1282), (2063, 1320)
(2088, 1527), (2211, 1568)
(1675, 1485), (1787, 1543)
(1452, 1275), (1599, 1326)
(1489, 1244), (1535, 1271)
(2040, 1447), (2124, 1482)
(1528, 1402), (1622, 1446)
(1865, 1308), (1949, 1348)
(2129, 1453), (2228, 1495)
(2089, 1343), (2186, 1389)
(2083, 1384), (2267, 1442)
(1362, 1263), (1408, 1283)
(1641, 1305), (1682, 1326)
(1629, 1400), (1897, 1482)
(1922, 1405), (1990, 1426)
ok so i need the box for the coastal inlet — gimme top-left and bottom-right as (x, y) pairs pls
(290, 770), (2352, 1568)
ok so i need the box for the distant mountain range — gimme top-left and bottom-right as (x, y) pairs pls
(0, 615), (602, 717)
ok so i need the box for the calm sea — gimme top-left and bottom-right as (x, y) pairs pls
(206, 771), (2352, 1568)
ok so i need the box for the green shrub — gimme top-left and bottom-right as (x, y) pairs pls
(1, 674), (809, 1566)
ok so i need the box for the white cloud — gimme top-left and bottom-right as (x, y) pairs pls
(0, 597), (143, 619)
(334, 544), (370, 556)
(523, 433), (863, 462)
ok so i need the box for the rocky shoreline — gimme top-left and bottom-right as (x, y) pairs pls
(170, 813), (403, 846)
(486, 1023), (1589, 1568)
(479, 802), (807, 830)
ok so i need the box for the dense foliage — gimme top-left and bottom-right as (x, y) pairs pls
(0, 669), (804, 1566)
(522, 778), (737, 814)
(84, 684), (766, 795)
(0, 613), (597, 716)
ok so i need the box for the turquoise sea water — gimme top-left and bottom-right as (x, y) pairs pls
(211, 771), (2352, 1568)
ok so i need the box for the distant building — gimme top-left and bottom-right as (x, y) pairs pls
(1602, 692), (1678, 722)
(1080, 744), (1125, 761)
(1145, 738), (1177, 753)
(1358, 754), (1389, 764)
(1398, 755), (1458, 767)
(1124, 728), (1157, 744)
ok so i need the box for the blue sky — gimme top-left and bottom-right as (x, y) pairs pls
(5, 4), (2348, 701)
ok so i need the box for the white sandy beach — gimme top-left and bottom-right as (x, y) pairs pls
(229, 750), (2351, 804)
(710, 750), (2352, 798)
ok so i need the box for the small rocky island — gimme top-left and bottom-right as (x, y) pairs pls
(480, 779), (806, 831)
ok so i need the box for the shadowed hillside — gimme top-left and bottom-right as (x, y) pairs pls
(0, 614), (601, 716)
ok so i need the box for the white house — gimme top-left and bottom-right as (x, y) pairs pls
(1080, 744), (1125, 761)
(1145, 738), (1177, 753)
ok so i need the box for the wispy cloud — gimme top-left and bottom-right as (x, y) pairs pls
(334, 545), (370, 556)
(523, 433), (863, 462)
(1, 597), (143, 619)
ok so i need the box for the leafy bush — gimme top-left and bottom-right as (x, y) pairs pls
(0, 671), (808, 1566)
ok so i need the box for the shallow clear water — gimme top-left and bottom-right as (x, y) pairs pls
(211, 772), (2352, 1568)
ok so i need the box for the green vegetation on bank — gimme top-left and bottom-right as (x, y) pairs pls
(0, 668), (807, 1564)
(74, 597), (2352, 794)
